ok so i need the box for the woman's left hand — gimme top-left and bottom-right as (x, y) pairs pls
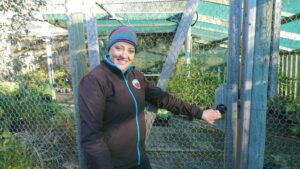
(201, 109), (222, 124)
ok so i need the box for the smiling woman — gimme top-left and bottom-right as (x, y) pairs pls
(78, 25), (222, 169)
(107, 26), (138, 72)
(109, 42), (135, 72)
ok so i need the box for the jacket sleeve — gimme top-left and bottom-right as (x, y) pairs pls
(144, 78), (203, 120)
(78, 74), (114, 169)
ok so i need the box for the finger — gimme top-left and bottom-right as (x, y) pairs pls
(218, 112), (222, 118)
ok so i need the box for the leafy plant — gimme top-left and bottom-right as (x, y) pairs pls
(156, 109), (172, 121)
(53, 66), (72, 90)
(0, 130), (35, 169)
(0, 80), (77, 168)
(167, 58), (223, 107)
(268, 96), (300, 135)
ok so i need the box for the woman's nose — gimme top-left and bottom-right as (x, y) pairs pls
(120, 49), (127, 58)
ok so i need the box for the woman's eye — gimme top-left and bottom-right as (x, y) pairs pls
(128, 49), (135, 54)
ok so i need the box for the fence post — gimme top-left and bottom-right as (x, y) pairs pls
(225, 0), (242, 168)
(238, 0), (257, 168)
(43, 22), (56, 99)
(240, 0), (274, 168)
(157, 0), (198, 90)
(85, 0), (100, 70)
(185, 26), (192, 65)
(66, 0), (88, 168)
(146, 0), (198, 145)
(268, 0), (282, 99)
(214, 84), (226, 132)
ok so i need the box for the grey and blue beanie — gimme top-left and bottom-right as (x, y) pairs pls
(106, 26), (138, 51)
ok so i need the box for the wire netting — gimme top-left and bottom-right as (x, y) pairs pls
(0, 0), (299, 169)
(264, 0), (300, 167)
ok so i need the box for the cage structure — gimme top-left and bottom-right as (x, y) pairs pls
(0, 0), (299, 169)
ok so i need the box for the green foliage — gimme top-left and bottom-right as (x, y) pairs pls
(0, 89), (57, 132)
(167, 58), (223, 107)
(0, 81), (19, 94)
(18, 69), (53, 96)
(0, 130), (35, 169)
(268, 96), (300, 135)
(18, 66), (72, 94)
(53, 66), (72, 89)
(0, 80), (76, 168)
(156, 109), (172, 120)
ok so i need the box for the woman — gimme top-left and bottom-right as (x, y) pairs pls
(78, 26), (222, 169)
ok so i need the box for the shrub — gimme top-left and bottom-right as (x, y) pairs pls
(268, 96), (300, 136)
(18, 66), (72, 94)
(0, 130), (35, 169)
(167, 58), (223, 107)
(0, 80), (76, 168)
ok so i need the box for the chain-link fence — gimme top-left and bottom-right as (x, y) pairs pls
(0, 0), (299, 169)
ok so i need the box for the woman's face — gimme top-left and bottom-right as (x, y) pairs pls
(109, 42), (135, 72)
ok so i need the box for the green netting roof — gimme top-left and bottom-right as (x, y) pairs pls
(42, 0), (300, 51)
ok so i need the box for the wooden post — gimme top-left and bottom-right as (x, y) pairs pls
(157, 0), (198, 90)
(268, 0), (282, 99)
(238, 0), (257, 168)
(43, 23), (56, 99)
(241, 0), (274, 168)
(297, 55), (300, 100)
(85, 0), (100, 70)
(146, 0), (198, 144)
(225, 0), (242, 168)
(185, 26), (192, 65)
(66, 0), (87, 168)
(214, 84), (226, 132)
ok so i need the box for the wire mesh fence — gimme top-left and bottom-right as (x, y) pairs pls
(264, 0), (300, 167)
(0, 0), (299, 169)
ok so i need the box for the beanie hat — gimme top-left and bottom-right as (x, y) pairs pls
(106, 26), (138, 51)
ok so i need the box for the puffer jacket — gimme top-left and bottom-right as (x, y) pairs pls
(78, 55), (203, 169)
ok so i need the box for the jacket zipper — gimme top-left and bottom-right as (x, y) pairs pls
(122, 74), (141, 166)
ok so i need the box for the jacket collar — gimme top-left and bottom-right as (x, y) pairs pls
(103, 55), (134, 76)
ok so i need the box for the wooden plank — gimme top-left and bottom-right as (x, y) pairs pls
(297, 56), (300, 100)
(157, 0), (198, 90)
(247, 0), (273, 168)
(43, 23), (56, 99)
(214, 83), (226, 132)
(66, 0), (87, 167)
(146, 0), (198, 145)
(86, 0), (100, 69)
(288, 54), (292, 97)
(225, 0), (242, 169)
(203, 0), (230, 5)
(292, 55), (296, 98)
(284, 54), (288, 96)
(185, 26), (192, 64)
(238, 0), (257, 168)
(268, 0), (281, 99)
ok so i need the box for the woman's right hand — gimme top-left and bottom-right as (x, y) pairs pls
(201, 109), (222, 124)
